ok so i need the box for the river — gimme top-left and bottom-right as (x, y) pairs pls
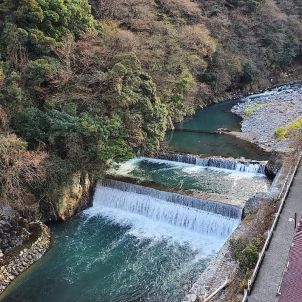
(1, 94), (271, 302)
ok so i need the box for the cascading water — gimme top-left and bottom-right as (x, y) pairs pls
(88, 185), (240, 239)
(156, 153), (267, 174)
(196, 158), (266, 174)
(102, 179), (243, 219)
(2, 183), (239, 302)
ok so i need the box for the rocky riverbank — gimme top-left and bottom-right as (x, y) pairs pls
(0, 222), (51, 294)
(182, 84), (302, 302)
(230, 83), (302, 153)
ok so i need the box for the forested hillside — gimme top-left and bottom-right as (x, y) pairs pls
(91, 0), (302, 118)
(0, 0), (301, 220)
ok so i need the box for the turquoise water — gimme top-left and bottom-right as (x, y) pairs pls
(1, 187), (235, 302)
(166, 131), (269, 160)
(166, 99), (269, 160)
(111, 158), (271, 200)
(1, 98), (263, 302)
(175, 100), (241, 132)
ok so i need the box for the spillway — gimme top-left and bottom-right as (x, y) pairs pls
(90, 184), (240, 239)
(102, 179), (242, 219)
(156, 153), (267, 174)
(2, 183), (237, 302)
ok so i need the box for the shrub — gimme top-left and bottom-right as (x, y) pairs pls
(275, 116), (302, 140)
(242, 62), (258, 84)
(230, 239), (259, 272)
(25, 57), (61, 88)
(230, 238), (246, 259)
(239, 244), (258, 272)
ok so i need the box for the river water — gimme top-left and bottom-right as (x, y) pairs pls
(111, 157), (271, 200)
(166, 99), (269, 160)
(1, 189), (238, 302)
(1, 94), (272, 302)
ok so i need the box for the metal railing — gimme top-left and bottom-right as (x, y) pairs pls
(242, 150), (302, 302)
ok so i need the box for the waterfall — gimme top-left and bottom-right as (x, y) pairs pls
(156, 153), (266, 174)
(157, 153), (198, 165)
(102, 179), (243, 219)
(195, 158), (266, 174)
(91, 184), (240, 238)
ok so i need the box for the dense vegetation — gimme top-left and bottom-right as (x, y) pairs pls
(0, 0), (168, 218)
(91, 0), (302, 118)
(0, 0), (301, 218)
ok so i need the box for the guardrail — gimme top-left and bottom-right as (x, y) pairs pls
(242, 150), (302, 302)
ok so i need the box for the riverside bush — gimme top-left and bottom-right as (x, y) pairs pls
(230, 239), (259, 272)
(0, 0), (167, 215)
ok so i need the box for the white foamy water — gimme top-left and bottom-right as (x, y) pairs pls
(84, 185), (240, 253)
(156, 154), (267, 175)
(114, 157), (266, 178)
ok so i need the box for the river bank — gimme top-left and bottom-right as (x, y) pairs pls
(230, 83), (302, 153)
(181, 83), (302, 301)
(0, 222), (51, 294)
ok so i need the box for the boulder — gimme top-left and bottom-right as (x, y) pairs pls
(244, 192), (274, 214)
(265, 152), (285, 178)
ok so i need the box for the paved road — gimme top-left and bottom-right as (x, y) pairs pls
(248, 164), (302, 302)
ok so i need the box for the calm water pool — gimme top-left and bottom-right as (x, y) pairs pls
(166, 99), (269, 160)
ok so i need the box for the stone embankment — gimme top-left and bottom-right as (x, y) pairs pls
(0, 222), (51, 294)
(231, 83), (302, 153)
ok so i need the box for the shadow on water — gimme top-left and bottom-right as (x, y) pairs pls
(175, 99), (242, 132)
(166, 131), (269, 160)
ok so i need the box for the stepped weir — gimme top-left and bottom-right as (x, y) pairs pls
(96, 181), (241, 238)
(155, 153), (267, 174)
(102, 179), (243, 220)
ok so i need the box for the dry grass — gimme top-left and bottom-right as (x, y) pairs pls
(220, 201), (277, 301)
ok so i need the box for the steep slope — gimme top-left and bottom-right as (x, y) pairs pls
(91, 0), (302, 119)
(0, 0), (301, 232)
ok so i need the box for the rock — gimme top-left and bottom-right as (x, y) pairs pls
(50, 172), (94, 221)
(266, 152), (285, 178)
(8, 275), (14, 281)
(244, 192), (273, 214)
(17, 266), (23, 273)
(183, 294), (197, 302)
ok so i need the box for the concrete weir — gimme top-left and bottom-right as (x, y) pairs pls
(103, 178), (243, 219)
(155, 152), (267, 174)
